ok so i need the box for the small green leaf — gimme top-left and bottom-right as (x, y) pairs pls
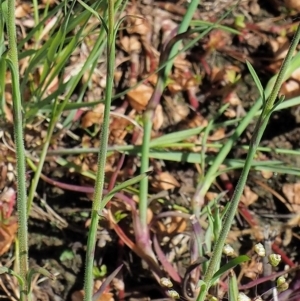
(93, 265), (123, 301)
(273, 95), (285, 111)
(60, 249), (75, 261)
(100, 171), (151, 211)
(47, 29), (64, 62)
(93, 265), (107, 278)
(211, 255), (250, 283)
(197, 279), (207, 290)
(228, 271), (239, 301)
(0, 267), (24, 286)
(27, 266), (56, 293)
(246, 60), (265, 103)
(77, 0), (108, 33)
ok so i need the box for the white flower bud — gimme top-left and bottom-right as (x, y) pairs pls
(254, 243), (266, 257)
(223, 244), (235, 256)
(276, 276), (286, 287)
(277, 282), (289, 292)
(207, 295), (218, 301)
(160, 277), (173, 288)
(168, 289), (180, 299)
(268, 254), (281, 267)
(238, 292), (251, 301)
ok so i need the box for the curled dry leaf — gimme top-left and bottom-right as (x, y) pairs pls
(261, 170), (273, 180)
(208, 128), (226, 141)
(81, 104), (105, 128)
(281, 67), (300, 99)
(240, 186), (258, 207)
(282, 182), (300, 212)
(152, 215), (187, 236)
(71, 282), (114, 301)
(126, 15), (150, 36)
(285, 0), (300, 11)
(204, 30), (231, 52)
(269, 36), (290, 60)
(0, 187), (18, 255)
(127, 84), (153, 111)
(244, 258), (263, 280)
(3, 102), (13, 123)
(153, 104), (164, 130)
(162, 96), (190, 127)
(0, 220), (18, 256)
(119, 35), (142, 53)
(151, 172), (180, 191)
(15, 3), (31, 18)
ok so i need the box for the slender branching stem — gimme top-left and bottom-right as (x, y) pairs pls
(83, 1), (115, 300)
(7, 0), (29, 299)
(197, 23), (300, 301)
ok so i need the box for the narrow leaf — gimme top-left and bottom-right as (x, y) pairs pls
(77, 0), (108, 33)
(100, 171), (151, 210)
(246, 60), (265, 103)
(228, 271), (239, 301)
(211, 255), (250, 284)
(92, 265), (123, 301)
(0, 267), (24, 286)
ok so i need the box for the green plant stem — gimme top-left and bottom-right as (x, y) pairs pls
(26, 101), (59, 214)
(139, 0), (200, 229)
(193, 37), (300, 218)
(83, 1), (115, 300)
(6, 0), (29, 299)
(197, 23), (300, 301)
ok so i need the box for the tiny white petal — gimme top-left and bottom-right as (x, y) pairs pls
(238, 292), (251, 301)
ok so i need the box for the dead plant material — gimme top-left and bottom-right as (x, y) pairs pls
(81, 104), (105, 128)
(282, 182), (300, 213)
(151, 172), (180, 191)
(285, 0), (300, 11)
(127, 83), (154, 111)
(153, 215), (187, 236)
(240, 186), (258, 207)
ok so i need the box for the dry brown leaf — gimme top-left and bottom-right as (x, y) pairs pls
(126, 15), (150, 36)
(151, 172), (180, 190)
(261, 170), (273, 180)
(81, 104), (105, 128)
(269, 36), (290, 60)
(153, 104), (164, 130)
(41, 0), (57, 6)
(244, 258), (263, 280)
(240, 186), (258, 207)
(209, 128), (226, 141)
(204, 30), (231, 52)
(71, 289), (113, 301)
(285, 0), (300, 11)
(15, 3), (31, 18)
(71, 290), (84, 301)
(152, 215), (187, 235)
(281, 67), (300, 98)
(226, 91), (241, 106)
(162, 96), (190, 126)
(3, 103), (13, 123)
(224, 108), (236, 118)
(127, 84), (153, 111)
(281, 80), (300, 98)
(282, 182), (300, 212)
(205, 192), (219, 202)
(0, 220), (18, 256)
(119, 35), (142, 53)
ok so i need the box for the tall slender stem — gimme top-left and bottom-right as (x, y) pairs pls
(197, 23), (300, 301)
(7, 0), (29, 300)
(139, 0), (200, 229)
(83, 1), (115, 301)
